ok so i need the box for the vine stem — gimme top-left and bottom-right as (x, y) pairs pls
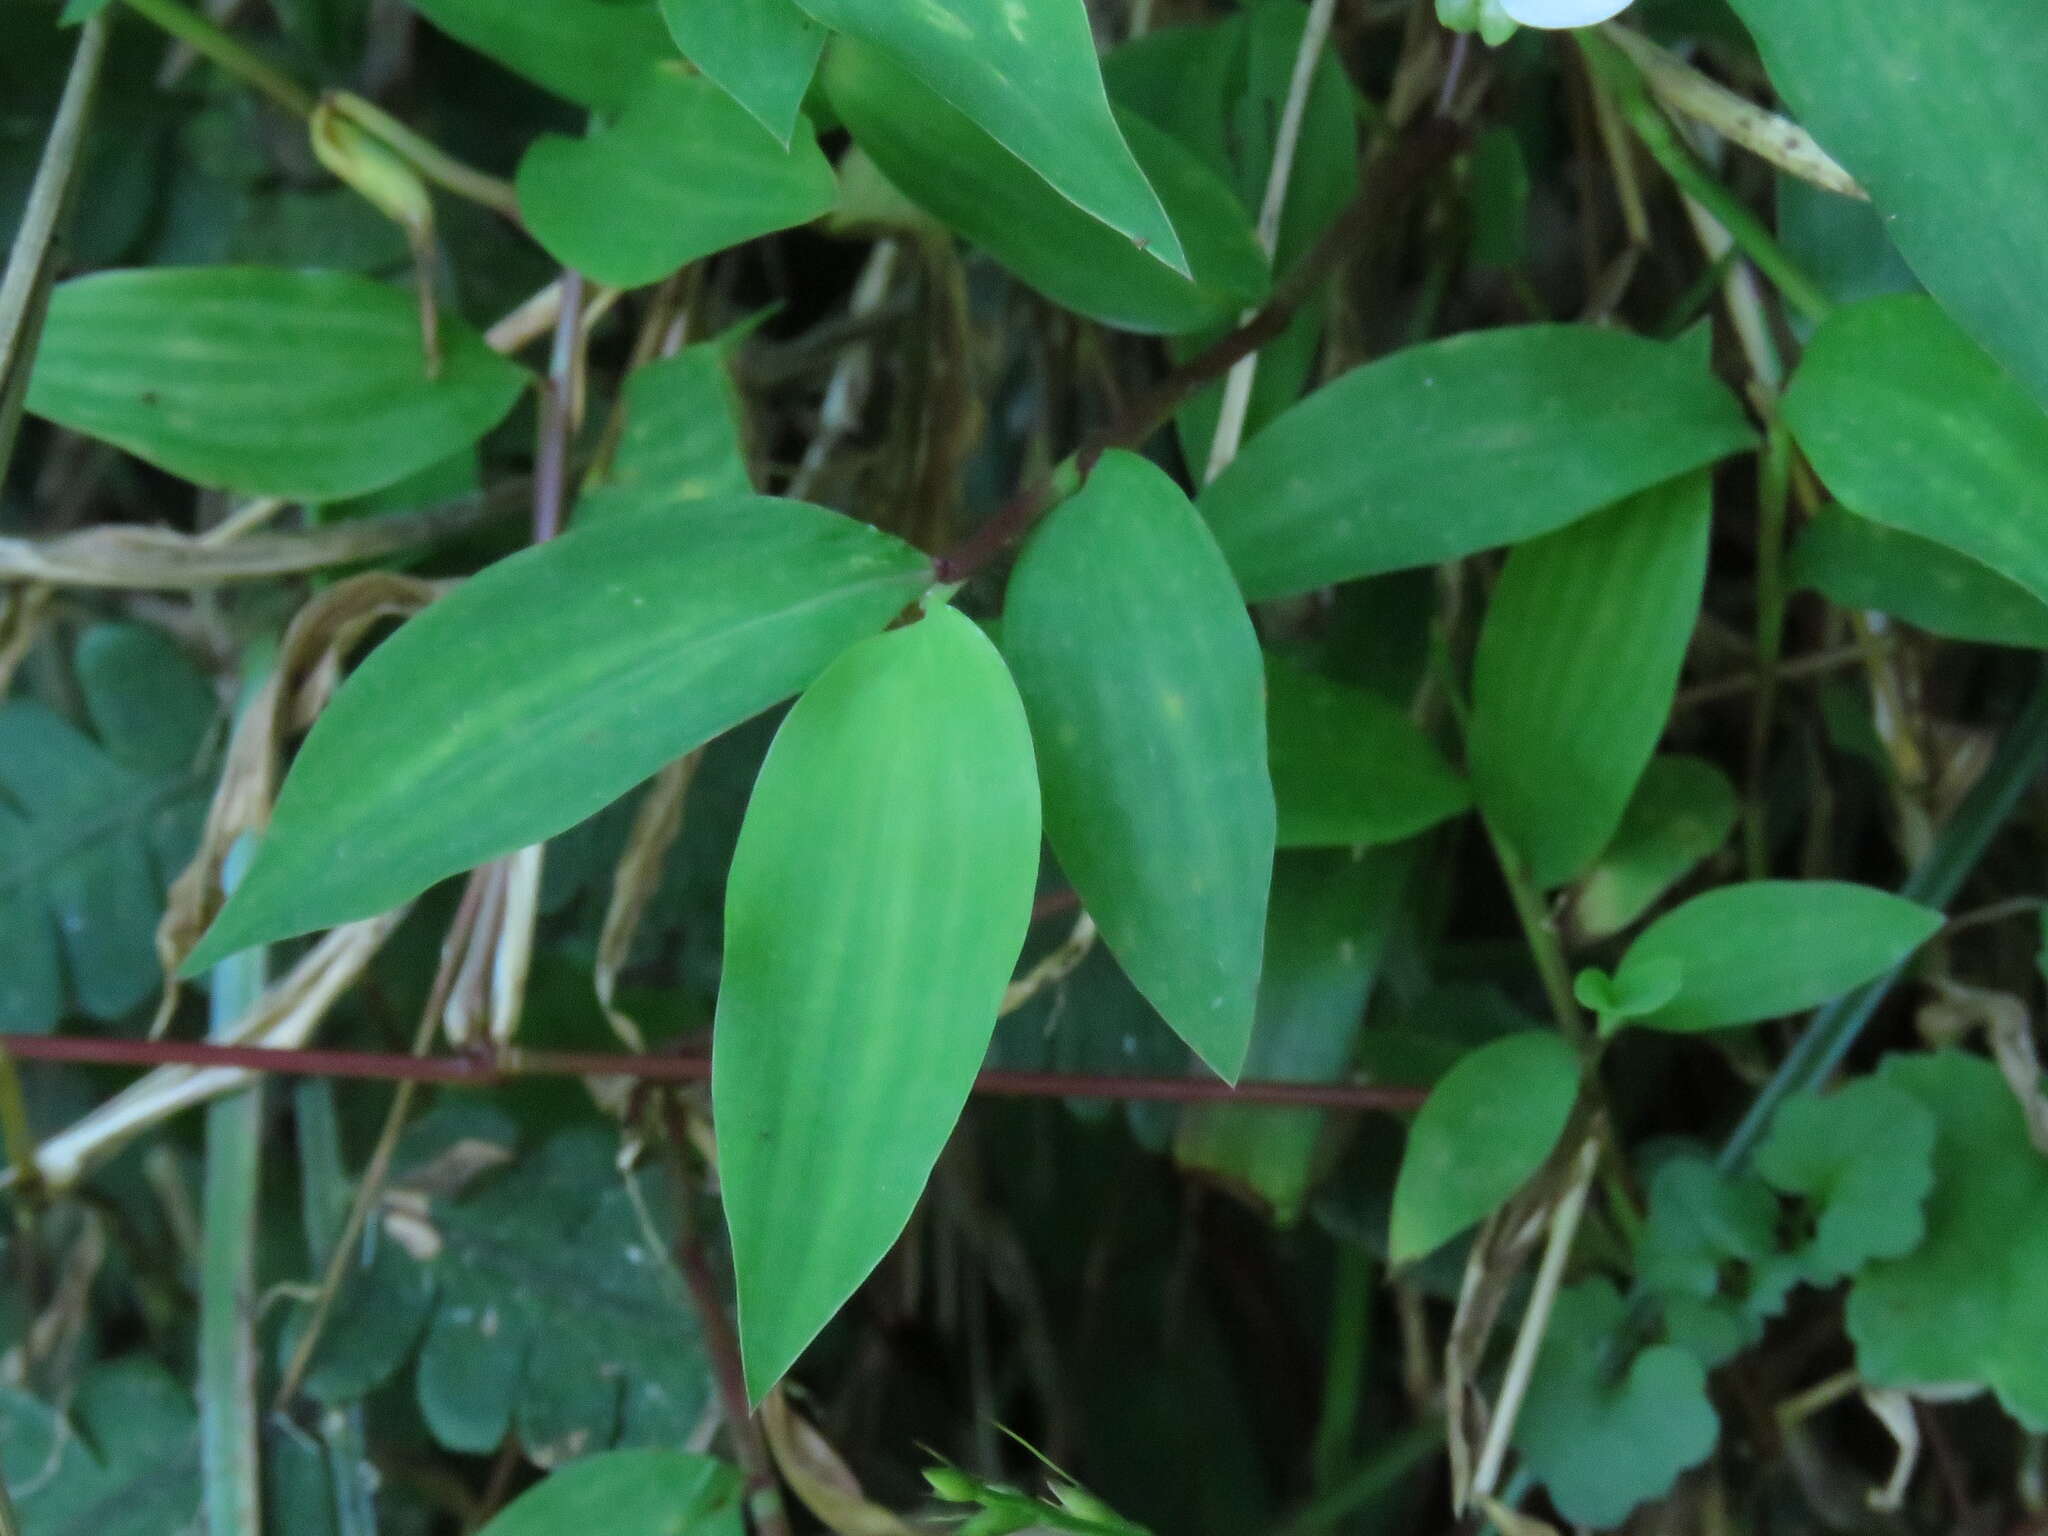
(119, 0), (317, 118)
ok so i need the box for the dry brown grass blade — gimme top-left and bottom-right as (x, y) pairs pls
(595, 753), (703, 1052)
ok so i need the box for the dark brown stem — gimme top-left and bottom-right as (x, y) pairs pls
(531, 269), (584, 543)
(0, 1034), (1424, 1112)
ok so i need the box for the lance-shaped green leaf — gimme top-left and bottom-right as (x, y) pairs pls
(659, 0), (823, 144)
(1469, 472), (1711, 890)
(1197, 327), (1754, 600)
(27, 267), (527, 502)
(1791, 503), (2048, 650)
(517, 67), (835, 289)
(1387, 1030), (1579, 1265)
(715, 606), (1039, 1401)
(795, 0), (1186, 275)
(184, 497), (931, 970)
(1001, 452), (1273, 1079)
(406, 0), (676, 110)
(1782, 297), (2048, 608)
(823, 41), (1264, 337)
(1611, 881), (1942, 1035)
(479, 1451), (743, 1536)
(1573, 756), (1738, 941)
(1847, 1050), (2048, 1426)
(1724, 0), (2048, 409)
(1264, 656), (1468, 851)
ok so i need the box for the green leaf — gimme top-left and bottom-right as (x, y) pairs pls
(1847, 1051), (2048, 1424)
(0, 623), (215, 1031)
(1387, 1031), (1579, 1265)
(1724, 0), (2048, 409)
(1264, 656), (1469, 851)
(659, 0), (824, 144)
(478, 1451), (743, 1536)
(576, 346), (752, 525)
(517, 67), (836, 289)
(1174, 846), (1415, 1223)
(1613, 881), (1943, 1034)
(185, 496), (931, 970)
(1, 1359), (201, 1536)
(27, 267), (527, 502)
(1574, 756), (1738, 941)
(1000, 451), (1273, 1079)
(714, 605), (1040, 1401)
(1197, 328), (1755, 601)
(823, 41), (1265, 336)
(1782, 297), (2048, 610)
(1791, 503), (2048, 650)
(1754, 1077), (1935, 1289)
(1469, 472), (1711, 890)
(1514, 1279), (1719, 1529)
(406, 0), (676, 110)
(1573, 958), (1683, 1030)
(794, 0), (1187, 276)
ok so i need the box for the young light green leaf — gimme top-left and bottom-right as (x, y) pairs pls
(1197, 328), (1754, 600)
(1469, 472), (1711, 890)
(793, 0), (1187, 276)
(478, 1450), (742, 1536)
(185, 497), (931, 970)
(1264, 656), (1469, 851)
(1782, 297), (2048, 608)
(659, 0), (824, 144)
(1725, 0), (2048, 409)
(823, 41), (1265, 337)
(1614, 881), (1943, 1034)
(1574, 756), (1738, 941)
(715, 606), (1040, 1401)
(1174, 846), (1415, 1223)
(406, 0), (676, 110)
(1576, 958), (1683, 1034)
(1791, 503), (2048, 650)
(1848, 1050), (2048, 1425)
(1387, 1031), (1579, 1265)
(574, 344), (752, 525)
(27, 268), (526, 502)
(1514, 1279), (1719, 1529)
(517, 67), (836, 289)
(1000, 451), (1273, 1080)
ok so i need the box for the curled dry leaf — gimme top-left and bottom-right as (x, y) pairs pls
(758, 1389), (919, 1536)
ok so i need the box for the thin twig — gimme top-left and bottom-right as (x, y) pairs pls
(532, 270), (586, 542)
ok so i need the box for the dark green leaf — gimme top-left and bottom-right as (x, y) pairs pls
(577, 344), (752, 525)
(823, 41), (1265, 336)
(1001, 451), (1273, 1079)
(0, 623), (214, 1030)
(1469, 472), (1711, 889)
(1848, 1050), (2048, 1425)
(715, 605), (1040, 1400)
(1783, 297), (2048, 608)
(477, 1450), (742, 1535)
(1573, 756), (1738, 941)
(1514, 1279), (1719, 1529)
(1726, 0), (2048, 408)
(28, 267), (528, 502)
(795, 0), (1186, 275)
(1754, 1077), (1935, 1288)
(406, 0), (676, 110)
(659, 0), (824, 144)
(1387, 1031), (1579, 1265)
(1264, 656), (1469, 851)
(1198, 328), (1754, 600)
(517, 67), (835, 289)
(0, 1360), (201, 1536)
(1791, 503), (2048, 649)
(1613, 881), (1943, 1034)
(185, 496), (931, 969)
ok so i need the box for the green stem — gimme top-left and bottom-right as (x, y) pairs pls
(1309, 1244), (1376, 1505)
(1721, 664), (2048, 1167)
(330, 92), (522, 219)
(1491, 823), (1591, 1052)
(1744, 421), (1794, 879)
(1270, 1423), (1444, 1536)
(119, 0), (317, 118)
(1578, 31), (1834, 326)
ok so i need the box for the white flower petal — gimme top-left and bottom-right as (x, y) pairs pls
(1499, 0), (1633, 28)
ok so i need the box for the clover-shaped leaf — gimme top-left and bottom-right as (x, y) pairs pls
(1754, 1077), (1935, 1289)
(1577, 956), (1683, 1037)
(1515, 1278), (1719, 1529)
(1631, 1151), (1781, 1366)
(1847, 1051), (2048, 1427)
